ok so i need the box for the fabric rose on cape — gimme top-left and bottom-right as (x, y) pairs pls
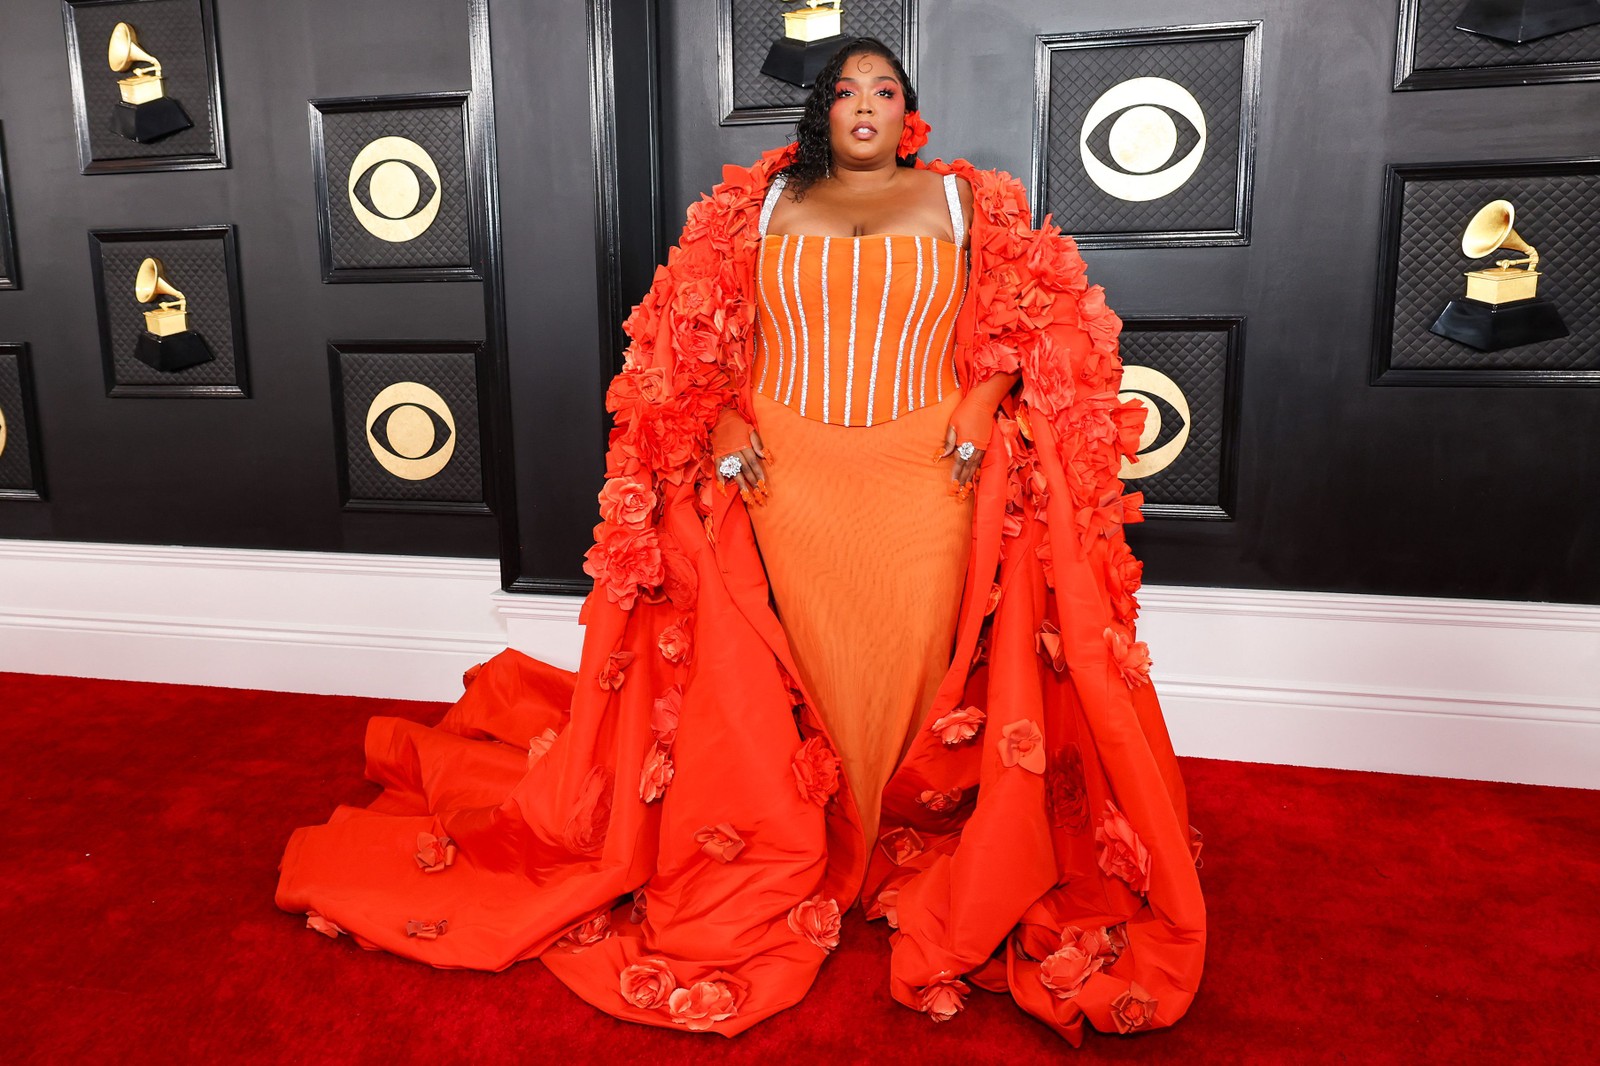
(639, 744), (674, 803)
(596, 650), (635, 691)
(562, 766), (614, 854)
(1110, 981), (1160, 1033)
(650, 686), (681, 748)
(1095, 800), (1152, 894)
(786, 895), (842, 952)
(666, 971), (747, 1031)
(305, 912), (342, 938)
(557, 911), (612, 949)
(792, 736), (841, 806)
(527, 726), (559, 769)
(582, 526), (664, 611)
(1045, 743), (1090, 832)
(619, 957), (677, 1009)
(928, 705), (986, 745)
(597, 477), (657, 529)
(918, 972), (971, 1023)
(879, 826), (925, 866)
(1038, 925), (1110, 1000)
(414, 831), (457, 873)
(1104, 625), (1153, 687)
(694, 823), (745, 863)
(866, 886), (901, 929)
(1036, 620), (1066, 672)
(405, 919), (448, 940)
(657, 617), (692, 663)
(997, 719), (1047, 775)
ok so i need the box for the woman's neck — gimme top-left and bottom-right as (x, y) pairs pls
(825, 159), (901, 194)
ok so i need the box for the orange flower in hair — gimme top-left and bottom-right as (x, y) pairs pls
(897, 109), (930, 157)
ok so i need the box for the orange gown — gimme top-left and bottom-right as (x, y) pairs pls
(744, 171), (975, 854)
(275, 144), (1205, 1045)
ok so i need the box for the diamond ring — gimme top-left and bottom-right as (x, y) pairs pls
(955, 441), (977, 461)
(717, 454), (743, 479)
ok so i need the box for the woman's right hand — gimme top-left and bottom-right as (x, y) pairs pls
(711, 407), (773, 505)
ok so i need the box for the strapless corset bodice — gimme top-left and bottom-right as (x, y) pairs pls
(751, 232), (967, 427)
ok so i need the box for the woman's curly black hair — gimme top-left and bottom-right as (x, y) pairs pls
(777, 36), (919, 201)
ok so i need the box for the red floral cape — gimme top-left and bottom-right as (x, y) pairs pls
(276, 141), (1206, 1045)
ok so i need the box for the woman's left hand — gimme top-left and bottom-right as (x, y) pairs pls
(937, 424), (984, 498)
(937, 370), (1019, 499)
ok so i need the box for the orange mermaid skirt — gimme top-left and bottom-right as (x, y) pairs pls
(746, 388), (973, 860)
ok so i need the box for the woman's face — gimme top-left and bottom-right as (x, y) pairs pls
(827, 51), (906, 169)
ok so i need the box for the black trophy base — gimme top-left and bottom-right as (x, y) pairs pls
(1429, 296), (1570, 351)
(111, 98), (194, 144)
(1456, 0), (1600, 44)
(135, 330), (215, 372)
(760, 33), (851, 89)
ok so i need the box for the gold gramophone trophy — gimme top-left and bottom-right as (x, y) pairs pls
(107, 22), (193, 144)
(1429, 200), (1569, 351)
(761, 1), (850, 89)
(1456, 0), (1600, 44)
(133, 257), (214, 372)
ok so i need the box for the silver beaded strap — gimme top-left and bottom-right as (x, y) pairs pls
(759, 173), (788, 238)
(943, 172), (965, 248)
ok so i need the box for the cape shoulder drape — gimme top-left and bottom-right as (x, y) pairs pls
(275, 140), (1206, 1045)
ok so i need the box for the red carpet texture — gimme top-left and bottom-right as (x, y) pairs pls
(3, 671), (1595, 1065)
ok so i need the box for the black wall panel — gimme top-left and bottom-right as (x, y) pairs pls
(0, 0), (495, 557)
(654, 0), (1600, 605)
(4, 1), (1598, 607)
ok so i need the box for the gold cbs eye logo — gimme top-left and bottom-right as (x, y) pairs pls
(0, 404), (9, 459)
(1080, 77), (1207, 203)
(348, 136), (442, 242)
(1118, 365), (1191, 479)
(365, 381), (456, 481)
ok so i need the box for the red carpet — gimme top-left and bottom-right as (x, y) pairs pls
(3, 670), (1594, 1064)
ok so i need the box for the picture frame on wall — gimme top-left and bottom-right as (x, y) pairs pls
(0, 342), (47, 502)
(1032, 21), (1262, 250)
(0, 123), (18, 290)
(88, 224), (249, 398)
(61, 0), (228, 174)
(1371, 156), (1600, 387)
(1395, 0), (1600, 90)
(327, 340), (495, 515)
(308, 92), (483, 284)
(717, 0), (919, 125)
(1116, 315), (1246, 520)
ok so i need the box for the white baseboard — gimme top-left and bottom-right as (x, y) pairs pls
(0, 539), (1594, 788)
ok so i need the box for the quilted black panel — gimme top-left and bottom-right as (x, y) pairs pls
(68, 0), (219, 162)
(1045, 35), (1245, 238)
(337, 347), (483, 505)
(1410, 0), (1600, 71)
(1118, 325), (1232, 508)
(1389, 172), (1600, 371)
(96, 233), (241, 388)
(730, 0), (908, 111)
(318, 103), (473, 272)
(0, 347), (38, 493)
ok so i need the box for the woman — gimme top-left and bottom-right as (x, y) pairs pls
(277, 37), (1205, 1045)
